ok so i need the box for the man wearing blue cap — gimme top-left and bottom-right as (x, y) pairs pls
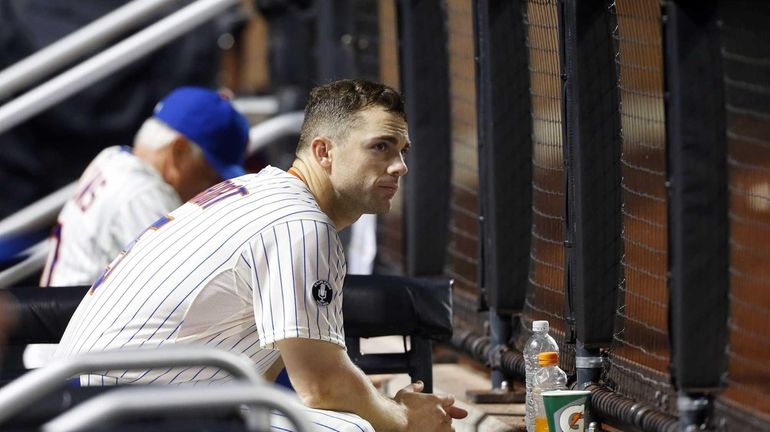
(26, 87), (249, 367)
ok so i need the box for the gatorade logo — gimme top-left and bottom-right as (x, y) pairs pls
(554, 397), (587, 431)
(568, 412), (584, 428)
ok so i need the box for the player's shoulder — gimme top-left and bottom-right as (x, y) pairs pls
(90, 145), (135, 166)
(236, 167), (321, 210)
(238, 167), (337, 236)
(238, 166), (301, 190)
(102, 147), (167, 188)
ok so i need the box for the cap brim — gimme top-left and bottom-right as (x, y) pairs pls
(202, 149), (246, 180)
(216, 164), (246, 180)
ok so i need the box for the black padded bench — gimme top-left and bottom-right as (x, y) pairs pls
(0, 275), (452, 429)
(3, 274), (453, 391)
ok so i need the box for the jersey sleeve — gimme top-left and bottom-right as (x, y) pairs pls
(246, 220), (346, 350)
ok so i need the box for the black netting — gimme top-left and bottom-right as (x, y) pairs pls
(445, 0), (484, 335)
(516, 0), (575, 374)
(715, 1), (770, 430)
(605, 0), (675, 414)
(375, 0), (404, 274)
(374, 0), (770, 426)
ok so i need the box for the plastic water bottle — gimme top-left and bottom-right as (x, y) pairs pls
(524, 320), (559, 432)
(533, 352), (568, 432)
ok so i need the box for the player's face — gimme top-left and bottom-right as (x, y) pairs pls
(329, 106), (409, 215)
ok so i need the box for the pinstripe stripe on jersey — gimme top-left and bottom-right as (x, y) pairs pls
(259, 232), (278, 341)
(300, 221), (312, 338)
(314, 221), (322, 338)
(285, 223), (300, 338)
(272, 228), (288, 341)
(325, 224), (334, 338)
(249, 242), (269, 338)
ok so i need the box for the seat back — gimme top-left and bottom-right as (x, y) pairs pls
(342, 274), (453, 393)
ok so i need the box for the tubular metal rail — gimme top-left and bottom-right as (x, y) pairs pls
(0, 346), (263, 424)
(0, 183), (77, 241)
(0, 241), (48, 289)
(0, 0), (241, 136)
(42, 384), (314, 432)
(247, 111), (304, 155)
(0, 346), (312, 431)
(0, 0), (179, 101)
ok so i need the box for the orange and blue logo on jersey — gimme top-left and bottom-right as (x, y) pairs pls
(191, 180), (248, 209)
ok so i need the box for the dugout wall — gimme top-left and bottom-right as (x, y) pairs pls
(352, 0), (770, 430)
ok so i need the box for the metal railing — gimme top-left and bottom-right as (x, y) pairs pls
(0, 241), (48, 289)
(0, 0), (241, 136)
(0, 346), (263, 424)
(0, 0), (179, 101)
(0, 182), (76, 241)
(247, 111), (304, 154)
(43, 384), (313, 432)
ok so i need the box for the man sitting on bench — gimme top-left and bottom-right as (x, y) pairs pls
(54, 79), (467, 431)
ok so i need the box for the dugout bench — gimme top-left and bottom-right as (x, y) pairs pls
(0, 274), (453, 429)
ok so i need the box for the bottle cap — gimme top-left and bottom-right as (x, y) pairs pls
(532, 320), (549, 332)
(538, 351), (559, 366)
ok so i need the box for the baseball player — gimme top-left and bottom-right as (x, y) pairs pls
(27, 87), (249, 368)
(54, 79), (467, 431)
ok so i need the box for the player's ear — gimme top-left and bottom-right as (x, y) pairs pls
(170, 136), (192, 162)
(163, 136), (189, 184)
(310, 137), (333, 170)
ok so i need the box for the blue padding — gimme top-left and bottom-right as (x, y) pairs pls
(0, 229), (48, 264)
(274, 368), (294, 391)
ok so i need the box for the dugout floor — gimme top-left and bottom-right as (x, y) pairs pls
(362, 337), (524, 432)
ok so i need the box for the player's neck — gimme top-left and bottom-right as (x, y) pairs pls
(134, 145), (167, 178)
(289, 158), (356, 230)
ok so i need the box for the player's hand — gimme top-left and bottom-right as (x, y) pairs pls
(394, 381), (469, 432)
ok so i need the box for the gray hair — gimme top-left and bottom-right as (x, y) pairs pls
(134, 118), (202, 157)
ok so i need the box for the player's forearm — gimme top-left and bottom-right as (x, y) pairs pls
(296, 364), (407, 431)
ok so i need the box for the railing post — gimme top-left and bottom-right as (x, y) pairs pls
(557, 0), (623, 387)
(664, 1), (728, 430)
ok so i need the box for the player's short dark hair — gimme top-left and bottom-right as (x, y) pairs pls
(296, 79), (406, 155)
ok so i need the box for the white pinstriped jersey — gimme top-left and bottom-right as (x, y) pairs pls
(26, 146), (182, 370)
(40, 146), (182, 287)
(54, 166), (347, 386)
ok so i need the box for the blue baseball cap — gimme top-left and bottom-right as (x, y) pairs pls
(153, 86), (249, 179)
